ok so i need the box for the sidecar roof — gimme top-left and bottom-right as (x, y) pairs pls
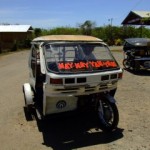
(32, 35), (105, 44)
(124, 38), (150, 47)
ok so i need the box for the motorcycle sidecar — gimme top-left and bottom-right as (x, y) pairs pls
(123, 38), (150, 71)
(23, 35), (123, 131)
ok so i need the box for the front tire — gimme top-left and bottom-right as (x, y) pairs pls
(123, 59), (131, 70)
(97, 98), (119, 131)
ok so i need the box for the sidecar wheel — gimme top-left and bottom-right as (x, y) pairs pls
(97, 99), (119, 132)
(23, 83), (34, 116)
(23, 83), (34, 107)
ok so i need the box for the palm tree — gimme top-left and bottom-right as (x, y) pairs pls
(79, 20), (96, 35)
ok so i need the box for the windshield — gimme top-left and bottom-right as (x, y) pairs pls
(44, 43), (118, 73)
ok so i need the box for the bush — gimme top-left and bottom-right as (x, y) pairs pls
(11, 40), (18, 51)
(115, 39), (122, 46)
(22, 39), (31, 48)
(11, 38), (31, 52)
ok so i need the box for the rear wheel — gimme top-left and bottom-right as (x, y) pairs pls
(97, 98), (119, 131)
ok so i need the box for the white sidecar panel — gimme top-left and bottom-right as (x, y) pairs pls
(44, 96), (77, 115)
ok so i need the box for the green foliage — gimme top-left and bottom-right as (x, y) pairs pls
(34, 28), (42, 37)
(11, 40), (18, 51)
(115, 39), (123, 46)
(79, 20), (96, 35)
(11, 38), (31, 52)
(2, 20), (150, 53)
(30, 20), (150, 46)
(47, 27), (81, 35)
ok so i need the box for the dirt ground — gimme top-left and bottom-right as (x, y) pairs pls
(0, 49), (150, 150)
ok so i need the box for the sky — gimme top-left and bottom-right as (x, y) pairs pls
(0, 0), (149, 29)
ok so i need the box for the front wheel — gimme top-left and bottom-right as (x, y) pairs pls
(97, 98), (119, 131)
(123, 58), (131, 70)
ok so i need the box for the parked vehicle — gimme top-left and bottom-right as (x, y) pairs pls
(123, 38), (150, 71)
(23, 35), (123, 131)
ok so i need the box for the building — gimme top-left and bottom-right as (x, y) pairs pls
(122, 11), (150, 25)
(121, 11), (150, 37)
(0, 25), (33, 51)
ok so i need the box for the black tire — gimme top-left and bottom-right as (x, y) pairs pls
(97, 98), (119, 132)
(23, 106), (34, 121)
(123, 59), (131, 70)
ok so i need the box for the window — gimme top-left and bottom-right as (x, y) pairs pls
(44, 43), (118, 73)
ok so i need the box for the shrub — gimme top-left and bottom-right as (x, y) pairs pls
(11, 40), (18, 51)
(115, 39), (122, 46)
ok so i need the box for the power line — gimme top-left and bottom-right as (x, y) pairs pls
(113, 0), (145, 25)
(130, 0), (144, 10)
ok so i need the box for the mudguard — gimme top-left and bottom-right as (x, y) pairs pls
(103, 93), (116, 103)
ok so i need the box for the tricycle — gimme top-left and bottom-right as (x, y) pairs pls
(123, 38), (150, 71)
(23, 35), (123, 131)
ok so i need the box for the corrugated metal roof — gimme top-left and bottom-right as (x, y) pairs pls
(0, 25), (33, 32)
(133, 11), (150, 18)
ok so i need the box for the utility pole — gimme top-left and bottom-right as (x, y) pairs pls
(108, 18), (113, 26)
(108, 18), (113, 45)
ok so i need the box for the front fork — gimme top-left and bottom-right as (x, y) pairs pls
(98, 100), (104, 115)
(103, 93), (116, 103)
(96, 92), (116, 115)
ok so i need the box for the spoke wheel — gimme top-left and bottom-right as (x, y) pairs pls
(97, 98), (119, 131)
(123, 59), (131, 70)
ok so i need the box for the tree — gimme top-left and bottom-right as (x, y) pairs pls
(79, 20), (96, 35)
(34, 28), (42, 37)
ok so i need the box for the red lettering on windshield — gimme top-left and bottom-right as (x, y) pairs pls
(58, 60), (117, 70)
(64, 63), (70, 69)
(111, 61), (117, 67)
(96, 61), (103, 67)
(74, 63), (82, 69)
(58, 63), (65, 69)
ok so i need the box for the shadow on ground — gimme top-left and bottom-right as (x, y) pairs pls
(124, 68), (150, 76)
(35, 112), (124, 150)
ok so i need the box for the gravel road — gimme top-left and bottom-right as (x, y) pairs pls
(0, 50), (150, 150)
